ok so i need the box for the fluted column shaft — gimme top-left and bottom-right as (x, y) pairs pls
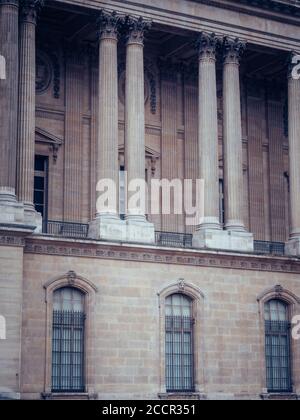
(97, 11), (121, 217)
(196, 33), (221, 231)
(17, 1), (42, 207)
(288, 54), (300, 239)
(125, 17), (151, 221)
(0, 0), (19, 197)
(223, 37), (246, 232)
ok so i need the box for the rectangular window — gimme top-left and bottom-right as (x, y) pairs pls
(265, 320), (292, 393)
(165, 315), (194, 392)
(34, 155), (48, 221)
(52, 310), (85, 393)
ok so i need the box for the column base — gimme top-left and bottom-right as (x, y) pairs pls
(88, 215), (155, 245)
(126, 217), (155, 245)
(0, 190), (41, 232)
(88, 215), (127, 242)
(23, 204), (42, 233)
(285, 237), (300, 257)
(193, 229), (254, 253)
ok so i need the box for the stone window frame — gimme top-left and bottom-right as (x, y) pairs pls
(257, 285), (300, 397)
(157, 280), (206, 399)
(43, 271), (98, 397)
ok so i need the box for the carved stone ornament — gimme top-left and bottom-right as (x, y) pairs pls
(20, 0), (44, 24)
(36, 52), (52, 94)
(223, 37), (246, 64)
(125, 15), (152, 45)
(36, 46), (60, 99)
(97, 9), (124, 40)
(67, 270), (77, 286)
(178, 278), (185, 291)
(195, 32), (221, 61)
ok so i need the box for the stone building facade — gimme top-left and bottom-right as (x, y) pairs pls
(0, 0), (300, 400)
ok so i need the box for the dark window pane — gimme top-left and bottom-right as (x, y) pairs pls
(34, 176), (44, 190)
(35, 156), (46, 171)
(35, 205), (43, 216)
(34, 191), (44, 205)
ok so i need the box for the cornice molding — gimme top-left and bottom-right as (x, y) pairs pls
(24, 236), (300, 275)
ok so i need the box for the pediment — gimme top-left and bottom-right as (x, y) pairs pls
(35, 127), (63, 163)
(35, 127), (63, 146)
(118, 144), (160, 159)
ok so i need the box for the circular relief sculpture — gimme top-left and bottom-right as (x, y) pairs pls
(36, 52), (52, 94)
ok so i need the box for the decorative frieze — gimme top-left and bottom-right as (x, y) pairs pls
(23, 236), (300, 275)
(0, 235), (25, 247)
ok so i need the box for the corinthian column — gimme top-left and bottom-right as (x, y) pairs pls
(124, 16), (155, 244)
(88, 10), (127, 241)
(0, 0), (24, 225)
(285, 52), (300, 256)
(212, 36), (253, 252)
(196, 33), (221, 231)
(223, 37), (247, 233)
(17, 0), (43, 229)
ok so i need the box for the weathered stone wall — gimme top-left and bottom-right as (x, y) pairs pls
(0, 243), (24, 400)
(18, 238), (300, 400)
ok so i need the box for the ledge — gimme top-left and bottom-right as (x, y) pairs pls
(158, 392), (206, 400)
(260, 393), (299, 400)
(41, 392), (97, 400)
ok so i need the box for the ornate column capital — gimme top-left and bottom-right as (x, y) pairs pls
(20, 0), (43, 24)
(125, 15), (152, 46)
(287, 50), (300, 80)
(195, 32), (220, 61)
(97, 9), (124, 41)
(223, 37), (246, 65)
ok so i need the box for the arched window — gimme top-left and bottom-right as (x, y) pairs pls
(52, 287), (85, 393)
(165, 293), (194, 392)
(264, 299), (292, 393)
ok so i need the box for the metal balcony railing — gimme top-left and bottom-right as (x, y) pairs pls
(155, 231), (193, 248)
(43, 220), (89, 239)
(41, 221), (286, 256)
(253, 240), (285, 256)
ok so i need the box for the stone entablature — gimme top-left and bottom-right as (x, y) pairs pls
(57, 0), (300, 51)
(22, 235), (300, 275)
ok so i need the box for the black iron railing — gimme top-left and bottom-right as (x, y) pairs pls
(155, 231), (193, 248)
(41, 221), (286, 256)
(254, 241), (285, 256)
(43, 220), (89, 239)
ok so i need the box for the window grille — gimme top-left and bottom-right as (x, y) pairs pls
(265, 299), (292, 393)
(165, 294), (195, 392)
(52, 288), (85, 393)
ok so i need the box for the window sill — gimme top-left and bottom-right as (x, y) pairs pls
(41, 392), (97, 400)
(158, 392), (206, 400)
(260, 393), (299, 400)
